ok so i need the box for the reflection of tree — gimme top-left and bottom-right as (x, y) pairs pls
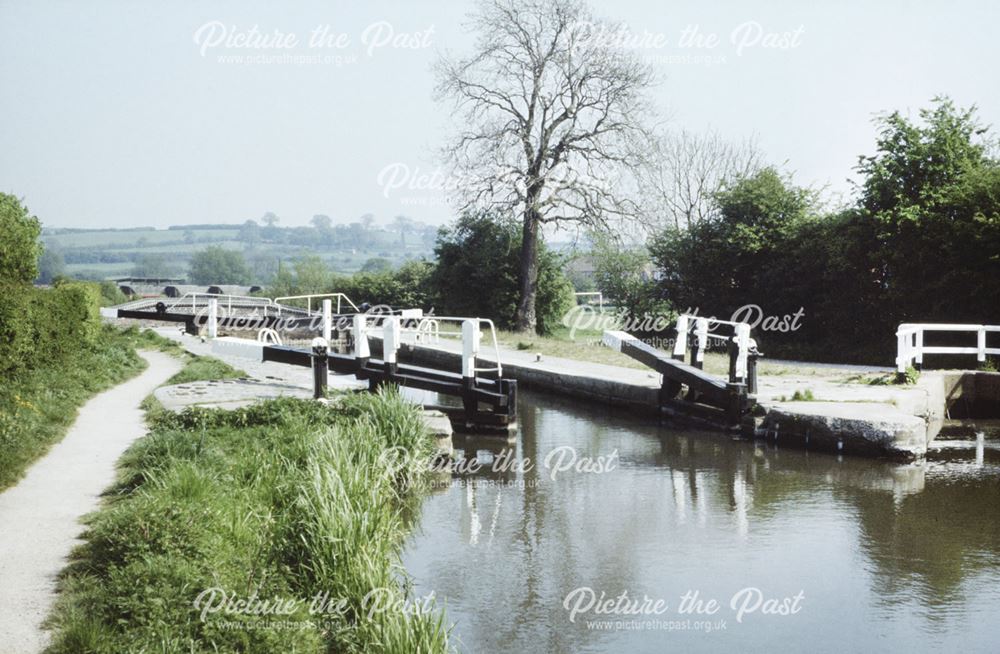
(844, 471), (1000, 610)
(402, 389), (1000, 652)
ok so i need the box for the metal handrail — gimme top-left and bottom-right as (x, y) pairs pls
(273, 293), (360, 315)
(166, 292), (273, 314)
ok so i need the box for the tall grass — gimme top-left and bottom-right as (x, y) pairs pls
(46, 393), (450, 654)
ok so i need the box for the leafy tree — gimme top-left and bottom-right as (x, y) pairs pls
(431, 213), (574, 334)
(239, 219), (261, 246)
(0, 193), (42, 284)
(591, 234), (671, 327)
(293, 255), (330, 294)
(392, 215), (413, 246)
(188, 246), (251, 285)
(311, 214), (332, 230)
(652, 167), (814, 316)
(360, 257), (393, 273)
(131, 254), (173, 278)
(334, 261), (434, 308)
(37, 246), (66, 284)
(856, 97), (1000, 323)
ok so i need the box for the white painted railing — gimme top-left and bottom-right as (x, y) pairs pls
(896, 323), (1000, 372)
(274, 293), (359, 315)
(355, 314), (503, 379)
(167, 292), (273, 314)
(675, 313), (753, 381)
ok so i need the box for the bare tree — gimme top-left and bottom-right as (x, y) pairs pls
(436, 0), (656, 332)
(640, 130), (763, 232)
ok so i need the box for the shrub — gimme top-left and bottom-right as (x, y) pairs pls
(0, 193), (42, 284)
(0, 281), (103, 377)
(431, 213), (575, 334)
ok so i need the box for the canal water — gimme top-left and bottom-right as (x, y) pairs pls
(401, 389), (1000, 653)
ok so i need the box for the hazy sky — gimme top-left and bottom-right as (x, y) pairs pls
(1, 0), (997, 229)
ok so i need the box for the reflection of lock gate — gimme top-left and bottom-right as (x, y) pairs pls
(603, 314), (762, 429)
(104, 292), (516, 432)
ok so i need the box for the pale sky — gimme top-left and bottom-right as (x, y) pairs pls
(1, 0), (997, 229)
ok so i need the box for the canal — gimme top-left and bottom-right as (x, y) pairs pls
(402, 389), (1000, 653)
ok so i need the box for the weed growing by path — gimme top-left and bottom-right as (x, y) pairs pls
(46, 392), (450, 654)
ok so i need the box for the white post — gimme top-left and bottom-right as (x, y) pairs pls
(695, 318), (709, 366)
(207, 298), (218, 339)
(462, 319), (480, 379)
(978, 327), (987, 362)
(673, 315), (689, 360)
(383, 317), (401, 365)
(915, 328), (924, 367)
(735, 323), (750, 381)
(353, 314), (370, 360)
(322, 299), (332, 343)
(897, 332), (908, 373)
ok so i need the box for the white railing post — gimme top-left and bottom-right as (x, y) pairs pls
(353, 314), (370, 361)
(896, 331), (908, 373)
(978, 327), (987, 362)
(207, 298), (218, 339)
(695, 318), (709, 368)
(915, 328), (924, 368)
(322, 299), (332, 343)
(673, 315), (689, 361)
(462, 319), (480, 379)
(735, 323), (751, 382)
(383, 316), (401, 366)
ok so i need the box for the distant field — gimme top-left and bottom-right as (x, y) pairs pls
(45, 226), (434, 281)
(64, 262), (134, 277)
(44, 228), (240, 248)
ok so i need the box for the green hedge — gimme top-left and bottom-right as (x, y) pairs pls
(0, 281), (102, 377)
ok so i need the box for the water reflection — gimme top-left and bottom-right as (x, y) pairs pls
(402, 390), (1000, 653)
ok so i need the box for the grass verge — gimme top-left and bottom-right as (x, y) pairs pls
(498, 326), (855, 379)
(45, 392), (450, 654)
(0, 323), (147, 491)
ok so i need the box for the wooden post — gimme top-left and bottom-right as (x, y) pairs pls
(322, 299), (332, 343)
(690, 318), (708, 370)
(311, 337), (328, 399)
(978, 327), (987, 363)
(352, 313), (370, 371)
(383, 316), (400, 382)
(673, 315), (689, 361)
(461, 320), (480, 414)
(896, 331), (908, 374)
(735, 323), (750, 383)
(725, 382), (746, 427)
(728, 335), (738, 383)
(914, 328), (923, 370)
(207, 298), (218, 339)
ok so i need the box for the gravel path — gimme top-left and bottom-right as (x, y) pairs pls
(0, 350), (182, 654)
